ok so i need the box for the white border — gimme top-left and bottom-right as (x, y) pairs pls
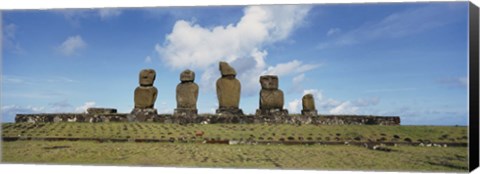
(0, 0), (474, 10)
(0, 0), (477, 174)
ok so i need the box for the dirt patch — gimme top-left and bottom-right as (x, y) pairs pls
(43, 145), (71, 150)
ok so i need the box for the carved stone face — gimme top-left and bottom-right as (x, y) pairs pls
(180, 69), (195, 82)
(260, 75), (279, 90)
(139, 69), (156, 86)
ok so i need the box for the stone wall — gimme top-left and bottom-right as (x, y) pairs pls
(15, 113), (130, 123)
(15, 113), (400, 125)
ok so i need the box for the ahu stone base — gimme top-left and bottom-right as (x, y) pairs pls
(15, 113), (129, 123)
(301, 110), (318, 116)
(87, 108), (117, 114)
(216, 107), (244, 116)
(15, 113), (400, 125)
(173, 108), (198, 117)
(129, 108), (158, 122)
(255, 109), (289, 117)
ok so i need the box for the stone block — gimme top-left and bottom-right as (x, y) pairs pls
(259, 89), (284, 110)
(302, 94), (316, 110)
(139, 69), (156, 86)
(255, 108), (289, 116)
(130, 108), (158, 122)
(219, 61), (236, 76)
(260, 75), (279, 90)
(176, 80), (199, 109)
(216, 76), (241, 109)
(134, 86), (158, 109)
(301, 110), (318, 116)
(174, 108), (198, 117)
(180, 69), (195, 82)
(216, 107), (244, 116)
(87, 108), (117, 114)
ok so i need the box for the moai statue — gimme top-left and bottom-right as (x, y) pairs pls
(255, 75), (288, 116)
(130, 69), (158, 122)
(174, 69), (199, 117)
(215, 61), (243, 115)
(301, 94), (318, 116)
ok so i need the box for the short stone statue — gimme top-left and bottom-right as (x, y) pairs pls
(216, 61), (243, 115)
(256, 75), (288, 116)
(134, 69), (158, 108)
(174, 69), (199, 117)
(130, 69), (158, 122)
(301, 94), (318, 116)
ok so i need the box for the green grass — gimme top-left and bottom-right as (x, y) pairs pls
(1, 123), (468, 143)
(1, 123), (469, 171)
(2, 140), (468, 171)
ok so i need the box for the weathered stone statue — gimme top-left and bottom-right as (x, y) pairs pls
(130, 69), (158, 122)
(174, 69), (199, 117)
(256, 75), (288, 116)
(216, 61), (243, 115)
(301, 94), (318, 116)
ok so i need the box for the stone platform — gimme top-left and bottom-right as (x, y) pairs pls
(15, 113), (400, 125)
(216, 107), (244, 116)
(174, 108), (198, 117)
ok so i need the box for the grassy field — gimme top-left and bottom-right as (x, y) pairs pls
(1, 123), (468, 143)
(1, 123), (469, 172)
(2, 140), (468, 172)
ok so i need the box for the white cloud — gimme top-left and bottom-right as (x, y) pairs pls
(155, 5), (315, 95)
(292, 73), (305, 84)
(58, 9), (121, 26)
(303, 89), (323, 101)
(1, 105), (42, 122)
(156, 5), (311, 69)
(58, 35), (86, 56)
(380, 106), (468, 125)
(2, 75), (28, 85)
(317, 4), (461, 49)
(328, 97), (380, 114)
(364, 87), (417, 93)
(288, 99), (301, 113)
(2, 105), (45, 113)
(157, 101), (171, 114)
(1, 100), (97, 122)
(4, 23), (17, 39)
(58, 9), (90, 27)
(263, 60), (319, 76)
(235, 48), (269, 95)
(145, 56), (152, 63)
(329, 101), (358, 114)
(437, 76), (468, 88)
(48, 100), (74, 112)
(3, 23), (24, 53)
(74, 101), (96, 113)
(99, 9), (122, 20)
(287, 88), (380, 115)
(352, 97), (380, 107)
(2, 75), (77, 85)
(326, 28), (341, 36)
(288, 73), (306, 93)
(287, 89), (323, 114)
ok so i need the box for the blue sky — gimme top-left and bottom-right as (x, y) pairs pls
(1, 2), (469, 125)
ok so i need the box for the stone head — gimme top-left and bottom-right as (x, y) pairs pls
(260, 75), (279, 90)
(219, 61), (236, 76)
(139, 69), (156, 86)
(180, 69), (195, 82)
(303, 94), (314, 101)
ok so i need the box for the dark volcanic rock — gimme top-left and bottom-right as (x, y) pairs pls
(87, 108), (117, 114)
